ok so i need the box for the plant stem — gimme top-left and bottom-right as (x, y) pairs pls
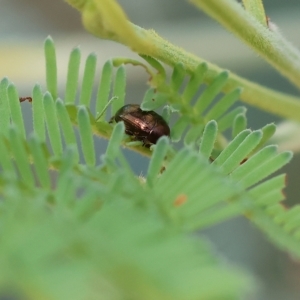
(242, 0), (267, 26)
(190, 0), (300, 90)
(65, 0), (300, 121)
(138, 28), (300, 121)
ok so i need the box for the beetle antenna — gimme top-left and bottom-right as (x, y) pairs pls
(96, 96), (118, 122)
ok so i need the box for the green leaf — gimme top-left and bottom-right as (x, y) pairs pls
(217, 106), (247, 132)
(44, 36), (57, 99)
(232, 113), (247, 138)
(283, 206), (300, 233)
(249, 174), (286, 206)
(68, 0), (300, 122)
(249, 203), (300, 258)
(0, 134), (16, 177)
(249, 174), (285, 200)
(56, 99), (77, 145)
(199, 120), (218, 159)
(77, 106), (95, 166)
(142, 90), (168, 111)
(112, 65), (126, 115)
(141, 88), (155, 110)
(83, 202), (254, 300)
(194, 71), (229, 114)
(8, 126), (35, 188)
(171, 63), (185, 93)
(171, 116), (189, 142)
(205, 88), (242, 120)
(146, 137), (169, 187)
(182, 63), (207, 104)
(230, 145), (278, 181)
(189, 201), (243, 230)
(96, 60), (113, 120)
(140, 55), (167, 80)
(104, 121), (132, 172)
(153, 147), (245, 229)
(237, 151), (292, 189)
(250, 123), (276, 154)
(0, 78), (10, 135)
(65, 47), (81, 104)
(79, 53), (97, 106)
(184, 124), (204, 146)
(55, 148), (78, 206)
(161, 105), (171, 123)
(43, 93), (63, 157)
(220, 130), (262, 174)
(56, 99), (79, 162)
(7, 84), (26, 139)
(28, 135), (51, 189)
(0, 33), (299, 300)
(32, 84), (46, 141)
(213, 130), (251, 167)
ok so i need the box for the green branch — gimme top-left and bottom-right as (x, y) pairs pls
(190, 0), (300, 91)
(65, 0), (300, 121)
(241, 0), (267, 26)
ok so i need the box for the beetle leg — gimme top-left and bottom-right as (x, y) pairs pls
(141, 138), (152, 148)
(109, 116), (115, 123)
(124, 128), (135, 136)
(19, 97), (32, 103)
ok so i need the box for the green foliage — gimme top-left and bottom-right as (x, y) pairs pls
(0, 11), (299, 299)
(65, 0), (300, 122)
(115, 57), (243, 151)
(44, 36), (58, 99)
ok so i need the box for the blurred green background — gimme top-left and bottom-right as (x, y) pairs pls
(1, 1), (300, 299)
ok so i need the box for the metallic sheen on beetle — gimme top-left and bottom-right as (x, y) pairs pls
(111, 104), (170, 147)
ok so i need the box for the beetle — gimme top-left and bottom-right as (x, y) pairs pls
(111, 104), (170, 147)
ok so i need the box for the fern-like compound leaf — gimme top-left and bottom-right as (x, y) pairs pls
(0, 37), (299, 299)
